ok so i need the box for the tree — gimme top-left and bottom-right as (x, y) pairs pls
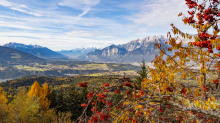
(65, 85), (92, 121)
(0, 86), (7, 104)
(28, 81), (51, 112)
(0, 86), (8, 122)
(78, 0), (220, 122)
(135, 59), (149, 86)
(41, 83), (51, 111)
(48, 86), (58, 109)
(28, 81), (42, 97)
(56, 87), (66, 113)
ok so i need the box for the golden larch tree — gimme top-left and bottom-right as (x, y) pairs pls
(28, 81), (51, 112)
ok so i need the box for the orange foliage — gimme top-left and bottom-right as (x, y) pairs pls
(28, 81), (51, 111)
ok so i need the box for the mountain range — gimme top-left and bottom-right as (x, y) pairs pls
(78, 35), (169, 63)
(57, 47), (98, 58)
(1, 35), (172, 64)
(3, 42), (67, 60)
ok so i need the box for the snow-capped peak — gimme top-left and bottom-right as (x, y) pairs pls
(3, 42), (43, 48)
(120, 35), (167, 51)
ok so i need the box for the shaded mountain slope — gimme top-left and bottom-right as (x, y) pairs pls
(0, 46), (45, 66)
(3, 42), (67, 60)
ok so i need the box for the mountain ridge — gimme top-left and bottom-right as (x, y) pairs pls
(0, 46), (45, 66)
(79, 35), (170, 63)
(3, 42), (67, 60)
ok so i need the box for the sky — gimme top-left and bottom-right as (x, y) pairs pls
(0, 0), (196, 51)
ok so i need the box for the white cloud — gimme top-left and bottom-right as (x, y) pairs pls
(129, 0), (188, 26)
(59, 0), (100, 17)
(0, 33), (113, 50)
(65, 30), (99, 38)
(0, 0), (41, 16)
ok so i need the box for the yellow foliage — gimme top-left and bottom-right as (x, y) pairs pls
(203, 105), (209, 110)
(28, 82), (51, 112)
(0, 86), (7, 104)
(28, 81), (42, 97)
(194, 100), (199, 107)
(194, 88), (201, 97)
(211, 96), (215, 102)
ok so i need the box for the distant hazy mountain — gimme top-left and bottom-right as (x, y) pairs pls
(80, 35), (170, 63)
(57, 47), (98, 58)
(3, 42), (67, 60)
(0, 46), (45, 66)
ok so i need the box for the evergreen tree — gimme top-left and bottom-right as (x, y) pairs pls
(135, 59), (149, 86)
(65, 86), (92, 120)
(48, 88), (57, 110)
(56, 87), (66, 113)
(66, 86), (82, 120)
(65, 86), (76, 120)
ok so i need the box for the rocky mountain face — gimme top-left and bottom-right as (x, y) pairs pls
(78, 45), (127, 62)
(79, 35), (170, 63)
(3, 42), (67, 60)
(57, 47), (97, 58)
(120, 35), (166, 51)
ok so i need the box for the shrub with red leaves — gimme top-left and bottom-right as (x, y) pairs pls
(87, 92), (94, 100)
(114, 90), (119, 93)
(81, 103), (87, 108)
(104, 83), (109, 87)
(78, 82), (88, 87)
(124, 82), (131, 86)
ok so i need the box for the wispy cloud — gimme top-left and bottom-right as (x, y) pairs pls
(59, 0), (100, 17)
(129, 0), (187, 26)
(0, 0), (41, 16)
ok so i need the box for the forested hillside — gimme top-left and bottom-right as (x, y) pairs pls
(0, 46), (45, 66)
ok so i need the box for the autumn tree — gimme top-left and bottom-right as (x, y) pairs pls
(0, 85), (72, 123)
(77, 0), (220, 122)
(28, 81), (51, 112)
(0, 86), (7, 104)
(0, 86), (8, 122)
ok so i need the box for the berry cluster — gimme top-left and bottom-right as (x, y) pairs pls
(193, 40), (213, 53)
(185, 16), (196, 23)
(180, 87), (187, 95)
(199, 32), (211, 40)
(185, 0), (198, 9)
(203, 8), (215, 22)
(165, 87), (173, 92)
(88, 113), (110, 123)
(212, 79), (219, 84)
(212, 0), (219, 4)
(192, 32), (214, 53)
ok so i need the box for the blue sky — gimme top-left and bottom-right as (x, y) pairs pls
(0, 0), (196, 51)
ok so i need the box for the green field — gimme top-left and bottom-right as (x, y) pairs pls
(14, 65), (49, 71)
(77, 63), (108, 70)
(85, 70), (138, 76)
(11, 53), (21, 58)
